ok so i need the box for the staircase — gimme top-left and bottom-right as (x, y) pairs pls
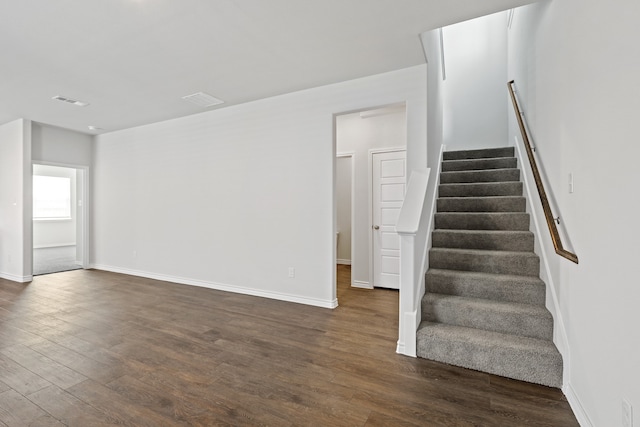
(416, 147), (563, 388)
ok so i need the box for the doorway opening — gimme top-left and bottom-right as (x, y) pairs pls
(334, 103), (407, 299)
(32, 163), (88, 275)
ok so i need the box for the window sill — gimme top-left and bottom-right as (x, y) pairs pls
(33, 217), (72, 222)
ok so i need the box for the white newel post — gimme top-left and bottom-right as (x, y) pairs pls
(395, 169), (430, 358)
(397, 232), (418, 357)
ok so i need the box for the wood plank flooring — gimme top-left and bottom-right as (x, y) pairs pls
(0, 265), (579, 426)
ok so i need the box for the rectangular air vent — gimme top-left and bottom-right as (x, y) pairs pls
(182, 92), (224, 108)
(52, 95), (89, 107)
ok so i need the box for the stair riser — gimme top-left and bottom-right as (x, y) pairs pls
(426, 271), (546, 305)
(437, 197), (526, 213)
(418, 146), (562, 388)
(439, 182), (523, 197)
(430, 250), (540, 276)
(422, 297), (553, 340)
(416, 327), (563, 388)
(443, 147), (515, 161)
(440, 169), (520, 184)
(431, 230), (534, 252)
(442, 158), (517, 172)
(435, 213), (530, 231)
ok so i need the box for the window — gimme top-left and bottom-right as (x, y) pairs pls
(33, 175), (71, 219)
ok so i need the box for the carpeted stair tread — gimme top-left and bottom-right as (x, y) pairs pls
(426, 269), (546, 305)
(442, 157), (517, 172)
(422, 293), (553, 340)
(440, 168), (520, 184)
(418, 145), (562, 388)
(437, 196), (526, 213)
(416, 322), (563, 388)
(434, 212), (530, 231)
(439, 181), (523, 197)
(443, 147), (515, 161)
(430, 248), (540, 276)
(432, 229), (534, 252)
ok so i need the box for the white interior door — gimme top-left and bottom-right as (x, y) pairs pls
(372, 150), (406, 289)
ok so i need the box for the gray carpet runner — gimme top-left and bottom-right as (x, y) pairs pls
(416, 147), (563, 388)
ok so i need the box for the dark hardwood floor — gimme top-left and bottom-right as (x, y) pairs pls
(0, 265), (579, 426)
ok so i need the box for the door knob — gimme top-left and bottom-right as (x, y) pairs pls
(373, 225), (380, 230)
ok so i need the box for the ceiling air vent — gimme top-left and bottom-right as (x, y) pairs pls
(52, 95), (89, 107)
(182, 92), (224, 108)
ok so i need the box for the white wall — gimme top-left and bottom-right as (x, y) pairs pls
(336, 107), (406, 287)
(422, 30), (445, 165)
(508, 1), (640, 425)
(32, 164), (77, 249)
(0, 119), (32, 282)
(32, 123), (93, 167)
(92, 65), (426, 308)
(336, 156), (352, 264)
(420, 28), (446, 299)
(442, 12), (509, 150)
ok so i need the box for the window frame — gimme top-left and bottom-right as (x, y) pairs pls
(32, 175), (73, 221)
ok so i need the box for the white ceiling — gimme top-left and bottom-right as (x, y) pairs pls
(0, 0), (534, 134)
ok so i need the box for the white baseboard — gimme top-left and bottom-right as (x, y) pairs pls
(563, 382), (593, 427)
(0, 272), (33, 283)
(33, 243), (76, 249)
(352, 280), (373, 289)
(396, 309), (418, 357)
(336, 259), (351, 265)
(89, 264), (338, 309)
(514, 139), (571, 380)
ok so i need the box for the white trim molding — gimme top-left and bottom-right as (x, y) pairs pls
(396, 168), (431, 357)
(33, 243), (76, 249)
(352, 280), (373, 289)
(563, 382), (594, 427)
(513, 139), (570, 376)
(89, 264), (338, 309)
(0, 273), (33, 283)
(31, 161), (91, 272)
(335, 151), (355, 276)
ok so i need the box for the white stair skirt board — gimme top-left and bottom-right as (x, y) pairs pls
(564, 382), (594, 427)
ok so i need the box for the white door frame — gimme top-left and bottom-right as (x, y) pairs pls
(31, 161), (91, 272)
(332, 103), (408, 302)
(368, 147), (406, 288)
(336, 152), (355, 281)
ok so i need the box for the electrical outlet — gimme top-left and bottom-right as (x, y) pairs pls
(288, 267), (295, 278)
(133, 250), (137, 258)
(623, 399), (633, 427)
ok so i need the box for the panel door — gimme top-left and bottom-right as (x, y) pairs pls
(372, 150), (406, 289)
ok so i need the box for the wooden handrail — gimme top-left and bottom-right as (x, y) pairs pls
(508, 80), (579, 264)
